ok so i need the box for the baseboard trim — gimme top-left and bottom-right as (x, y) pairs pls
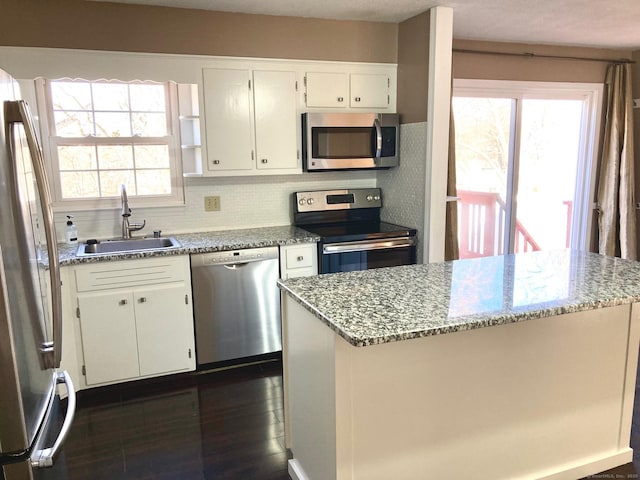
(537, 449), (633, 480)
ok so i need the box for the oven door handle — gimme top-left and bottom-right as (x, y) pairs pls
(323, 237), (415, 254)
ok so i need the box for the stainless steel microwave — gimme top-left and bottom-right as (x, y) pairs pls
(302, 113), (399, 171)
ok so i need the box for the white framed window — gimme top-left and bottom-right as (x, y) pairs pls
(36, 78), (184, 210)
(452, 79), (603, 258)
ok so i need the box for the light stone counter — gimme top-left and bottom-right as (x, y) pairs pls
(279, 249), (640, 346)
(279, 249), (640, 480)
(57, 225), (319, 266)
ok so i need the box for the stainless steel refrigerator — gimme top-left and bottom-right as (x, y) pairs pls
(0, 69), (76, 480)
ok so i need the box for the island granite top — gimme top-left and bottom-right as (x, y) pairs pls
(278, 250), (640, 347)
(57, 225), (319, 265)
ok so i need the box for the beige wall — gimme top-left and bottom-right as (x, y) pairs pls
(0, 0), (397, 64)
(396, 11), (430, 124)
(453, 39), (632, 83)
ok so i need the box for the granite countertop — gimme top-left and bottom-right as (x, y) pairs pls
(57, 225), (319, 266)
(278, 249), (640, 347)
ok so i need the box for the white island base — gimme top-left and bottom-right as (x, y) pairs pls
(282, 298), (640, 480)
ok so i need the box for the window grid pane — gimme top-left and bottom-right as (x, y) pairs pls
(49, 79), (175, 200)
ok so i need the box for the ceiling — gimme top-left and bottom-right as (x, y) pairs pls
(89, 0), (640, 50)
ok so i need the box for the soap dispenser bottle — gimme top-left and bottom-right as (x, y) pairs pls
(65, 215), (78, 245)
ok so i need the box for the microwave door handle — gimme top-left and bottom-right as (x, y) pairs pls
(373, 117), (382, 164)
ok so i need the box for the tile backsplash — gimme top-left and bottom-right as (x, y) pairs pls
(54, 171), (377, 242)
(377, 122), (428, 263)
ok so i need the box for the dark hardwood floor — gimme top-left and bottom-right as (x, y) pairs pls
(62, 360), (287, 480)
(60, 357), (640, 480)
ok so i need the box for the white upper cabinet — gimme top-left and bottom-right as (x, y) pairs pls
(180, 59), (396, 177)
(202, 68), (300, 176)
(253, 70), (299, 171)
(202, 68), (254, 173)
(304, 71), (391, 110)
(349, 73), (390, 109)
(304, 72), (349, 108)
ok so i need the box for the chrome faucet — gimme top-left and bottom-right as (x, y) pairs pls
(120, 184), (146, 239)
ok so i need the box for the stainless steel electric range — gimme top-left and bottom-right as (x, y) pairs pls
(293, 188), (417, 274)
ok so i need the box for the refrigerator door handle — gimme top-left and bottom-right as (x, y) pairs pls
(5, 100), (63, 369)
(30, 371), (76, 469)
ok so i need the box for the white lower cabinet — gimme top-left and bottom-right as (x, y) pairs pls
(279, 243), (318, 279)
(73, 256), (195, 386)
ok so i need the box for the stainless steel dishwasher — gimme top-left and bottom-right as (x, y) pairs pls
(191, 246), (281, 366)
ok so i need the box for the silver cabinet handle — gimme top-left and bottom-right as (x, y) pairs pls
(261, 159), (268, 164)
(119, 299), (128, 306)
(337, 96), (344, 102)
(355, 96), (361, 102)
(212, 159), (220, 165)
(31, 371), (76, 468)
(5, 100), (62, 369)
(138, 297), (147, 303)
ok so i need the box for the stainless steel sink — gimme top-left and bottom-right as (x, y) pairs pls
(76, 237), (181, 257)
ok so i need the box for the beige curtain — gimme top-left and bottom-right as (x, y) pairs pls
(444, 102), (459, 261)
(597, 63), (637, 260)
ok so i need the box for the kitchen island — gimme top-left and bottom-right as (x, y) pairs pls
(278, 250), (640, 480)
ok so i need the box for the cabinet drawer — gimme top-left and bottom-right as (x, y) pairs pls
(285, 246), (314, 269)
(75, 256), (188, 292)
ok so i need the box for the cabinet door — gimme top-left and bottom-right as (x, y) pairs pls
(202, 68), (254, 172)
(305, 72), (349, 108)
(78, 292), (139, 385)
(350, 73), (389, 108)
(134, 284), (195, 377)
(253, 70), (299, 170)
(279, 243), (318, 279)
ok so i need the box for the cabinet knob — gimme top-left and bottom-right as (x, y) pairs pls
(119, 299), (128, 306)
(297, 255), (304, 261)
(261, 158), (268, 164)
(355, 96), (361, 102)
(212, 159), (220, 165)
(138, 297), (147, 303)
(337, 97), (344, 102)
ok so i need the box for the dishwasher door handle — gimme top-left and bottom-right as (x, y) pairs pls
(222, 263), (249, 270)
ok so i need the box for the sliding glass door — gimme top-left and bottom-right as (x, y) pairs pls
(452, 80), (602, 259)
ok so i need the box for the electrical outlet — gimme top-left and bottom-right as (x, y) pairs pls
(204, 196), (221, 212)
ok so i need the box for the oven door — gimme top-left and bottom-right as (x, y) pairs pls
(320, 237), (416, 274)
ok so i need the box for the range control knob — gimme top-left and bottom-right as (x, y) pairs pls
(366, 195), (374, 201)
(298, 198), (306, 206)
(306, 198), (314, 205)
(374, 195), (381, 201)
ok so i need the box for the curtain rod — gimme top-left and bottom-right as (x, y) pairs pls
(452, 48), (635, 64)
